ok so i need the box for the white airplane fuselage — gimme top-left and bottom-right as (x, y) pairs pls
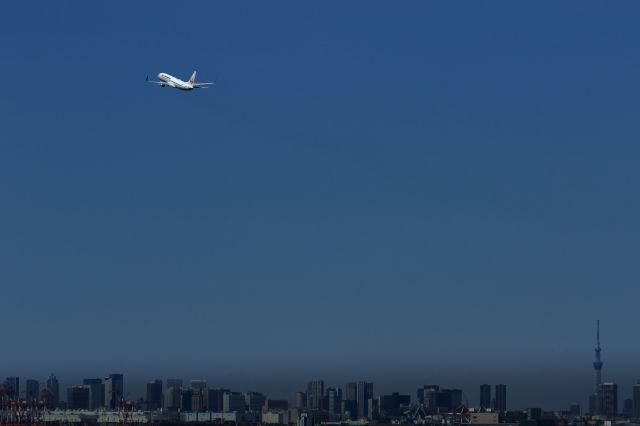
(158, 73), (194, 91)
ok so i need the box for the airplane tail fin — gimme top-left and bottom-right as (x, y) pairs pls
(188, 71), (196, 84)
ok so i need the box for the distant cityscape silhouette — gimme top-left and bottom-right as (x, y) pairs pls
(2, 322), (639, 425)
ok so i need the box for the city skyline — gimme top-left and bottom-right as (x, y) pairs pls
(3, 320), (638, 411)
(2, 321), (639, 419)
(2, 371), (638, 412)
(3, 372), (640, 417)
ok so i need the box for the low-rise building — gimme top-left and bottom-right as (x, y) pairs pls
(263, 411), (288, 424)
(468, 411), (499, 424)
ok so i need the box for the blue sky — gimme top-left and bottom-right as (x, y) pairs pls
(1, 1), (640, 408)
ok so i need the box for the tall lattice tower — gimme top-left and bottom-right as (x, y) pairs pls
(593, 320), (603, 392)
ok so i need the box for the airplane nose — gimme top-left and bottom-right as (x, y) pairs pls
(157, 73), (162, 79)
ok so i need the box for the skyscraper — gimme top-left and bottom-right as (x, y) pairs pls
(146, 380), (163, 410)
(104, 374), (124, 409)
(46, 374), (59, 408)
(245, 392), (266, 412)
(368, 398), (378, 420)
(622, 398), (633, 418)
(633, 380), (640, 419)
(190, 380), (207, 390)
(190, 380), (207, 410)
(83, 378), (104, 410)
(164, 386), (182, 412)
(40, 388), (55, 409)
(494, 385), (507, 413)
(480, 384), (491, 409)
(598, 382), (617, 419)
(192, 387), (205, 412)
(379, 392), (411, 417)
(223, 392), (246, 413)
(345, 382), (357, 403)
(436, 389), (460, 412)
(306, 380), (324, 411)
(450, 389), (462, 411)
(357, 381), (374, 419)
(67, 386), (91, 410)
(166, 379), (183, 390)
(344, 382), (360, 419)
(4, 377), (19, 400)
(294, 392), (307, 409)
(589, 394), (598, 416)
(327, 388), (340, 415)
(181, 388), (193, 412)
(417, 385), (440, 409)
(26, 380), (39, 402)
(423, 385), (440, 410)
(207, 388), (229, 412)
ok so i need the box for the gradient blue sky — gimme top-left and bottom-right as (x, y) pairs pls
(1, 1), (640, 409)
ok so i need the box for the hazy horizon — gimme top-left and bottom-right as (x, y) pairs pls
(8, 347), (640, 410)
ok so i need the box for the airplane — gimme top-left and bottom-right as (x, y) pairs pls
(145, 71), (214, 91)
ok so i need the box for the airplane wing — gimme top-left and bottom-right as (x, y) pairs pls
(193, 82), (215, 88)
(145, 75), (164, 85)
